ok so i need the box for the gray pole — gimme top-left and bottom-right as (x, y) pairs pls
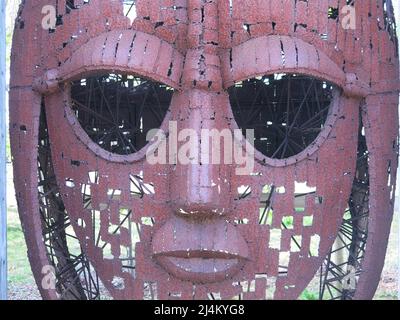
(0, 0), (7, 301)
(395, 0), (400, 302)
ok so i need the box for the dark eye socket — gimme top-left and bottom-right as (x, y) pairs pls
(228, 74), (337, 160)
(70, 73), (173, 155)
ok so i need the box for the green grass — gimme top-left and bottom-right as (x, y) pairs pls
(6, 29), (14, 71)
(374, 292), (398, 300)
(6, 133), (11, 163)
(300, 290), (319, 300)
(7, 207), (34, 284)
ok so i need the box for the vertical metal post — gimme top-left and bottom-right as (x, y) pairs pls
(0, 0), (7, 301)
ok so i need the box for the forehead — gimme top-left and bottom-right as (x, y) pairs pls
(16, 0), (399, 90)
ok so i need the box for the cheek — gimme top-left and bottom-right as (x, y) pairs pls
(231, 96), (360, 299)
(44, 92), (160, 298)
(312, 96), (360, 215)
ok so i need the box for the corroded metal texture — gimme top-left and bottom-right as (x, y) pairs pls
(9, 0), (399, 300)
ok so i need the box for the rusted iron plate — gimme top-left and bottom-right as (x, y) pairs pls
(9, 0), (399, 300)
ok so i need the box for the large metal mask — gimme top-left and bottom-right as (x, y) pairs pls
(10, 0), (399, 300)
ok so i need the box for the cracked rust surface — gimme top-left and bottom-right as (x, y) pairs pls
(9, 0), (399, 300)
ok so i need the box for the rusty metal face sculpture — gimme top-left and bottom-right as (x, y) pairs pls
(10, 0), (399, 300)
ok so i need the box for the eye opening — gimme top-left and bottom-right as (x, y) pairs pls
(67, 72), (173, 157)
(228, 73), (340, 163)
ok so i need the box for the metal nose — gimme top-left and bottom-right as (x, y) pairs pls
(168, 89), (234, 218)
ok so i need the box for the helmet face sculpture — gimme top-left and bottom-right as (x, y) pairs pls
(10, 0), (399, 300)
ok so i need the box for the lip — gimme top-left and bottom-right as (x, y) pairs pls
(152, 217), (249, 283)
